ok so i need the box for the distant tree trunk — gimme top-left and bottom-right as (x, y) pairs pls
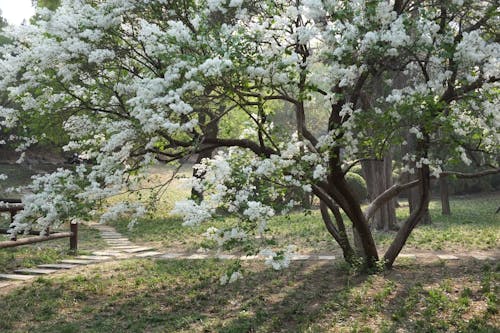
(403, 133), (431, 225)
(362, 153), (397, 231)
(439, 175), (451, 215)
(191, 111), (219, 202)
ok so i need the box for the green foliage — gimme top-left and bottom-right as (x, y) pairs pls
(345, 172), (368, 202)
(349, 164), (364, 177)
(35, 0), (61, 10)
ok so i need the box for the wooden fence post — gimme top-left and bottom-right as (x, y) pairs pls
(9, 211), (17, 241)
(70, 222), (78, 253)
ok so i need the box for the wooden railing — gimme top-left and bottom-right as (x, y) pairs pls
(0, 198), (78, 251)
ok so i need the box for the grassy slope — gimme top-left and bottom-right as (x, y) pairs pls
(0, 259), (498, 332)
(112, 194), (500, 254)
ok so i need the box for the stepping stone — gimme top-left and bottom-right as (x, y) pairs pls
(134, 251), (163, 258)
(14, 268), (57, 275)
(240, 255), (259, 260)
(472, 255), (496, 261)
(159, 253), (184, 259)
(186, 253), (209, 259)
(77, 255), (112, 261)
(92, 251), (123, 256)
(0, 274), (36, 281)
(60, 259), (95, 265)
(318, 255), (336, 260)
(216, 254), (237, 260)
(437, 254), (459, 260)
(122, 247), (155, 254)
(106, 241), (133, 245)
(110, 246), (141, 250)
(38, 264), (76, 269)
(291, 254), (310, 260)
(398, 254), (417, 260)
(0, 281), (11, 288)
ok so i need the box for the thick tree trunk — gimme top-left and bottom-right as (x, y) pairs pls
(403, 133), (431, 225)
(384, 164), (431, 267)
(319, 201), (355, 264)
(362, 154), (397, 231)
(331, 171), (379, 267)
(439, 175), (451, 215)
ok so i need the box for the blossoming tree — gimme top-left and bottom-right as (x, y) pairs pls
(0, 0), (498, 270)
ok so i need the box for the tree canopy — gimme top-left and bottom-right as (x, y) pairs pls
(0, 0), (498, 271)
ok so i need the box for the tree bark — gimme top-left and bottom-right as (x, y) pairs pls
(403, 133), (431, 225)
(384, 164), (431, 267)
(191, 111), (219, 202)
(361, 153), (397, 231)
(439, 175), (451, 215)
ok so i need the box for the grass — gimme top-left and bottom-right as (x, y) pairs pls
(0, 258), (498, 332)
(111, 193), (499, 254)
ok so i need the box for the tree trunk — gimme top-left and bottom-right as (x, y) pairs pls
(440, 175), (451, 215)
(403, 133), (431, 225)
(191, 111), (219, 202)
(384, 164), (431, 267)
(361, 154), (397, 231)
(331, 171), (380, 267)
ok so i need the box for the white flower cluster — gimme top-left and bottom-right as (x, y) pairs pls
(260, 245), (297, 270)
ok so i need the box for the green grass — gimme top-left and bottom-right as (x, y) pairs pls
(0, 224), (107, 273)
(0, 259), (498, 332)
(112, 194), (499, 254)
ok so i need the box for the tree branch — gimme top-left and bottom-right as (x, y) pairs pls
(364, 179), (420, 221)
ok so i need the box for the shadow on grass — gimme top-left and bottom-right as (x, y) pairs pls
(1, 258), (497, 332)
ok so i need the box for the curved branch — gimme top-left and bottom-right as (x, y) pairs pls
(201, 137), (277, 157)
(364, 180), (420, 221)
(440, 168), (500, 179)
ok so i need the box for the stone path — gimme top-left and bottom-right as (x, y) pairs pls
(0, 223), (158, 289)
(0, 223), (497, 291)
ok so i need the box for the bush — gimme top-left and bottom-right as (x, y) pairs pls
(349, 164), (364, 177)
(346, 172), (368, 202)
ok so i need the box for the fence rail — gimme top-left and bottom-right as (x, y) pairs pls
(0, 198), (78, 251)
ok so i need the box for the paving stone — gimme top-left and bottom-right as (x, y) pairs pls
(186, 253), (210, 259)
(0, 281), (12, 288)
(240, 255), (260, 260)
(92, 251), (123, 256)
(471, 255), (496, 261)
(77, 255), (112, 261)
(398, 254), (417, 260)
(0, 274), (36, 281)
(102, 236), (129, 240)
(437, 254), (459, 260)
(122, 247), (155, 253)
(60, 259), (95, 265)
(38, 264), (76, 269)
(216, 254), (237, 260)
(14, 268), (58, 275)
(317, 255), (336, 260)
(291, 254), (310, 260)
(109, 246), (142, 250)
(134, 251), (163, 258)
(107, 241), (133, 244)
(159, 253), (184, 259)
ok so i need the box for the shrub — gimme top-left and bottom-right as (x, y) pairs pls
(346, 172), (368, 202)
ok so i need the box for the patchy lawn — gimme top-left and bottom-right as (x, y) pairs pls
(0, 258), (498, 332)
(111, 194), (500, 254)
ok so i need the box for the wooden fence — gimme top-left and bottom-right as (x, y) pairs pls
(0, 198), (78, 251)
